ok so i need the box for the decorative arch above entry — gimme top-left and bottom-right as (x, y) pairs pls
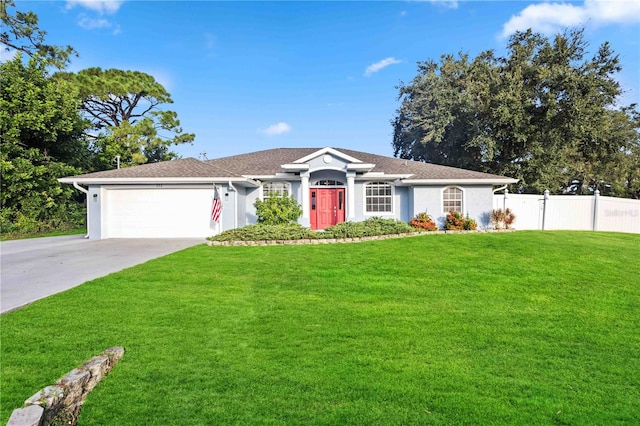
(311, 179), (345, 186)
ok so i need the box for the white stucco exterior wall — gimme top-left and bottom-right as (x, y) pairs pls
(411, 185), (494, 228)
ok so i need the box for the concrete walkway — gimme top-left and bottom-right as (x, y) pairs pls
(1, 235), (203, 314)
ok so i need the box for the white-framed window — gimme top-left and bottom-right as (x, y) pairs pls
(365, 182), (393, 213)
(442, 186), (463, 213)
(262, 182), (289, 198)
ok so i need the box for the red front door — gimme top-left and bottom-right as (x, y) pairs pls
(310, 188), (345, 230)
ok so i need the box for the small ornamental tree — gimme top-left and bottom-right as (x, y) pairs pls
(444, 211), (465, 230)
(445, 211), (478, 231)
(491, 208), (516, 229)
(463, 214), (478, 230)
(410, 212), (438, 231)
(254, 192), (303, 225)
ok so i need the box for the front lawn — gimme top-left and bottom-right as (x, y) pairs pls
(1, 231), (639, 424)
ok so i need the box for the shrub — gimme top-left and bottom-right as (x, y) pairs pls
(444, 211), (465, 230)
(254, 193), (303, 225)
(209, 224), (318, 242)
(490, 208), (516, 229)
(464, 214), (478, 231)
(363, 217), (413, 235)
(208, 218), (413, 242)
(323, 217), (412, 239)
(490, 209), (506, 229)
(410, 212), (438, 231)
(503, 208), (516, 229)
(445, 211), (478, 231)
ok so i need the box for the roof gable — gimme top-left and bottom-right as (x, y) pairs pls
(292, 147), (363, 164)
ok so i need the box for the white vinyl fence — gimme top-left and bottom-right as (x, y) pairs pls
(493, 190), (640, 234)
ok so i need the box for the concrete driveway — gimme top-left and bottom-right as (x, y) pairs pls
(1, 235), (203, 314)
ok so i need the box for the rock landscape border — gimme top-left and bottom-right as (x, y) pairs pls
(7, 347), (125, 426)
(207, 229), (515, 246)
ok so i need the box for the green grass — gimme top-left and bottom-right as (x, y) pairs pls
(0, 227), (86, 241)
(1, 231), (639, 425)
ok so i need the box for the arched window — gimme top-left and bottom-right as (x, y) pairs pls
(443, 187), (463, 213)
(365, 182), (392, 213)
(262, 182), (289, 198)
(312, 179), (344, 186)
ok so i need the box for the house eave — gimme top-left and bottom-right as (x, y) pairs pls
(356, 173), (414, 180)
(397, 178), (518, 186)
(58, 177), (260, 186)
(281, 164), (310, 171)
(347, 163), (376, 171)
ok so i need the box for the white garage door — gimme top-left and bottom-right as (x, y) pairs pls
(105, 188), (217, 238)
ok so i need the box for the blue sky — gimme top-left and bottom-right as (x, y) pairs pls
(6, 0), (640, 160)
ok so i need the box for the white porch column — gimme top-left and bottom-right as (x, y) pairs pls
(301, 172), (310, 219)
(347, 172), (356, 219)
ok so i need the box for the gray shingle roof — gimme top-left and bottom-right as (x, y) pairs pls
(205, 148), (318, 175)
(206, 147), (513, 181)
(338, 148), (511, 180)
(62, 157), (240, 179)
(60, 148), (515, 182)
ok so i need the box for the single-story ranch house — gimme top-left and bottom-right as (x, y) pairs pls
(59, 147), (517, 239)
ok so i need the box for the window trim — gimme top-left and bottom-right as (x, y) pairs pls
(441, 186), (464, 215)
(261, 182), (291, 199)
(363, 181), (394, 215)
(310, 179), (345, 187)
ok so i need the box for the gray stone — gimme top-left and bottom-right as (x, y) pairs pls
(58, 368), (90, 388)
(7, 405), (44, 426)
(82, 355), (109, 392)
(103, 346), (125, 363)
(24, 385), (64, 409)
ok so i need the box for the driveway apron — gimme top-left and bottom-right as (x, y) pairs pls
(0, 236), (203, 314)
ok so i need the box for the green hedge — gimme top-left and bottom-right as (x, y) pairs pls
(208, 218), (413, 242)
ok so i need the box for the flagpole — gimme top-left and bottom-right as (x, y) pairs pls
(211, 184), (223, 235)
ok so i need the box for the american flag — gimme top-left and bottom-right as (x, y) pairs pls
(211, 188), (222, 222)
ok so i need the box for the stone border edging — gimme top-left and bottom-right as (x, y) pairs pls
(207, 229), (515, 246)
(7, 347), (125, 426)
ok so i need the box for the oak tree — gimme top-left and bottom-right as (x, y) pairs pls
(393, 28), (640, 197)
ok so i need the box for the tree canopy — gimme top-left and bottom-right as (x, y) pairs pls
(58, 68), (195, 167)
(392, 28), (640, 198)
(0, 53), (88, 233)
(0, 2), (196, 235)
(1, 0), (75, 69)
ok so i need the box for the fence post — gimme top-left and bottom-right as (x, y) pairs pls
(542, 189), (549, 230)
(503, 188), (509, 211)
(593, 189), (600, 231)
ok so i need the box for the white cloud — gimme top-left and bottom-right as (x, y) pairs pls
(66, 0), (124, 14)
(77, 14), (120, 34)
(429, 0), (458, 9)
(78, 15), (110, 29)
(501, 0), (640, 38)
(584, 0), (640, 24)
(364, 57), (402, 77)
(410, 0), (458, 8)
(261, 122), (292, 136)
